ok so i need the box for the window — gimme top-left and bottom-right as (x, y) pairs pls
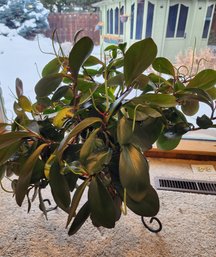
(202, 4), (214, 38)
(145, 2), (154, 38)
(166, 4), (189, 38)
(110, 8), (113, 34)
(130, 3), (135, 39)
(107, 9), (110, 33)
(136, 0), (145, 39)
(120, 6), (124, 35)
(115, 7), (119, 34)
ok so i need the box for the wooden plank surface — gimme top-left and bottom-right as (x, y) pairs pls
(146, 139), (216, 161)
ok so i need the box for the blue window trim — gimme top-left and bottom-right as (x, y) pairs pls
(115, 7), (119, 34)
(110, 8), (113, 34)
(202, 4), (214, 39)
(176, 4), (189, 38)
(130, 3), (135, 39)
(136, 0), (145, 40)
(107, 9), (110, 33)
(145, 1), (154, 38)
(166, 4), (178, 38)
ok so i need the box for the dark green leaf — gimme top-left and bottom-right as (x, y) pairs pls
(187, 69), (216, 90)
(88, 176), (116, 228)
(133, 74), (150, 90)
(66, 179), (89, 228)
(51, 86), (70, 101)
(83, 55), (104, 67)
(126, 186), (160, 217)
(69, 37), (94, 80)
(0, 142), (20, 166)
(58, 117), (102, 158)
(152, 57), (175, 77)
(85, 149), (112, 175)
(49, 160), (71, 212)
(68, 201), (90, 236)
(42, 57), (63, 77)
(196, 115), (213, 129)
(117, 116), (133, 145)
(119, 145), (150, 201)
(107, 74), (124, 87)
(35, 73), (63, 97)
(181, 100), (199, 116)
(0, 131), (34, 150)
(80, 128), (100, 162)
(131, 118), (163, 151)
(156, 133), (181, 150)
(15, 143), (48, 206)
(124, 38), (157, 86)
(131, 93), (177, 107)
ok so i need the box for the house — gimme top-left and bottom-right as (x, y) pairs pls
(93, 0), (216, 61)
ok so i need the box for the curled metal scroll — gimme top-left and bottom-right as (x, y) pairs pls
(39, 198), (58, 213)
(141, 216), (162, 233)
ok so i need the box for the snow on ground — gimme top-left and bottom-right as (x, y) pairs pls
(0, 32), (100, 120)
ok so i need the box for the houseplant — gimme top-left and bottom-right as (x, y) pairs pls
(0, 35), (215, 236)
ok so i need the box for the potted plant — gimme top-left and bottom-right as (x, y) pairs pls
(0, 35), (215, 236)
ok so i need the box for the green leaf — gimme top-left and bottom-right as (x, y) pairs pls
(66, 179), (89, 228)
(133, 74), (150, 90)
(88, 176), (116, 228)
(68, 201), (90, 236)
(18, 95), (32, 112)
(0, 131), (35, 150)
(85, 149), (112, 175)
(80, 128), (100, 162)
(58, 117), (102, 159)
(42, 57), (63, 77)
(152, 57), (175, 77)
(124, 38), (157, 86)
(107, 74), (124, 87)
(51, 86), (71, 101)
(131, 93), (177, 108)
(119, 145), (150, 201)
(130, 118), (163, 151)
(15, 143), (48, 206)
(196, 115), (213, 129)
(187, 69), (216, 90)
(83, 55), (104, 67)
(126, 186), (160, 217)
(181, 100), (199, 116)
(206, 87), (216, 99)
(69, 37), (94, 80)
(156, 133), (181, 150)
(16, 78), (23, 97)
(0, 142), (21, 165)
(117, 116), (133, 145)
(35, 73), (63, 97)
(49, 160), (71, 212)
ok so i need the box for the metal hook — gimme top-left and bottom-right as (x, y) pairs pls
(141, 216), (162, 233)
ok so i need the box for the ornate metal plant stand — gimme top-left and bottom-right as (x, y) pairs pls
(141, 216), (162, 233)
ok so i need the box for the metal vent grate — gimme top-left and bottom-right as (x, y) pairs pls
(155, 177), (216, 195)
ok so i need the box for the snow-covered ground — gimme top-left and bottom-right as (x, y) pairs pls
(0, 32), (100, 120)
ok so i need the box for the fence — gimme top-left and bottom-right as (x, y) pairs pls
(44, 12), (100, 45)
